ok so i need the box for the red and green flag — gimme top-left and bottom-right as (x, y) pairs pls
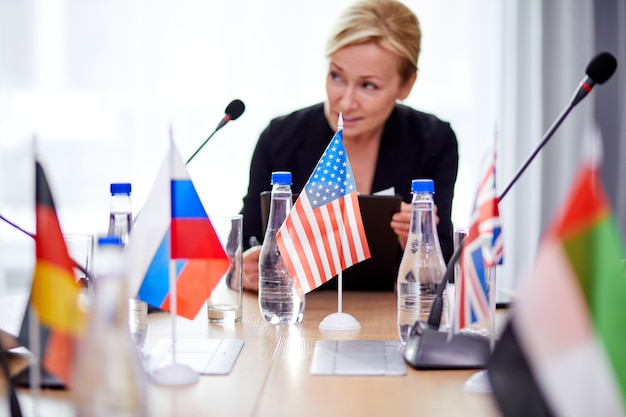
(488, 160), (626, 416)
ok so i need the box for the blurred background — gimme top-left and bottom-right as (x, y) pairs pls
(1, 0), (624, 302)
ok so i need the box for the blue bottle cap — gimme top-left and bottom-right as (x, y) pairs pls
(98, 236), (123, 247)
(411, 179), (434, 194)
(110, 183), (132, 195)
(271, 171), (292, 185)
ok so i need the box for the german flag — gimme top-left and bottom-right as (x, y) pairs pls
(18, 161), (85, 386)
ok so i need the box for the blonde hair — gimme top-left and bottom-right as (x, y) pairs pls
(325, 0), (421, 83)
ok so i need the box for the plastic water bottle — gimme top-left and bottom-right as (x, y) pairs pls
(108, 183), (133, 246)
(107, 182), (147, 350)
(72, 236), (147, 417)
(397, 179), (448, 344)
(258, 171), (305, 324)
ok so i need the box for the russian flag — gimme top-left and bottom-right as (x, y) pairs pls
(127, 140), (230, 320)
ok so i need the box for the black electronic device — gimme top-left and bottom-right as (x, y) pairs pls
(260, 192), (402, 291)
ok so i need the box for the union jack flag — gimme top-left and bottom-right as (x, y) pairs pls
(276, 125), (370, 296)
(454, 149), (503, 332)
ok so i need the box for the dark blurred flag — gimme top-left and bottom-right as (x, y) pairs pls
(488, 159), (626, 416)
(18, 161), (85, 386)
(277, 126), (370, 295)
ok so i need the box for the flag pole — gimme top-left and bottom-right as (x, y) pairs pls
(318, 209), (361, 331)
(463, 265), (497, 394)
(318, 114), (361, 331)
(30, 136), (41, 414)
(170, 260), (177, 366)
(148, 126), (199, 386)
(462, 138), (500, 394)
(28, 307), (41, 417)
(337, 113), (345, 316)
(337, 271), (342, 314)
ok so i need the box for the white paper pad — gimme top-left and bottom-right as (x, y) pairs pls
(147, 338), (244, 375)
(310, 340), (406, 376)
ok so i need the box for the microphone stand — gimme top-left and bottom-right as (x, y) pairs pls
(0, 214), (94, 282)
(498, 98), (577, 201)
(0, 214), (33, 238)
(186, 126), (222, 165)
(186, 99), (244, 164)
(404, 88), (585, 370)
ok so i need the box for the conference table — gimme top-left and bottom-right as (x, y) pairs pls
(1, 290), (504, 417)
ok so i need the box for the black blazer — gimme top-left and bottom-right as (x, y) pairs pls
(241, 103), (459, 288)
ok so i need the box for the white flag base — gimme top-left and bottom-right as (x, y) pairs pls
(318, 312), (361, 331)
(149, 363), (199, 386)
(463, 370), (492, 394)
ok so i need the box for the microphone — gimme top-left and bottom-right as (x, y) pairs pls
(570, 51), (618, 107)
(186, 99), (246, 164)
(216, 99), (245, 131)
(499, 51), (616, 201)
(404, 51), (618, 370)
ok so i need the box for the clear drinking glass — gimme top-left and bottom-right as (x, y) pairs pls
(63, 233), (95, 290)
(449, 227), (468, 325)
(453, 226), (495, 341)
(128, 298), (148, 350)
(207, 214), (243, 324)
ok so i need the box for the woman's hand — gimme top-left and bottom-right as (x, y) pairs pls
(242, 245), (262, 292)
(390, 202), (411, 249)
(390, 202), (439, 249)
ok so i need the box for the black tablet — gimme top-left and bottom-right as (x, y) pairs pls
(260, 192), (402, 291)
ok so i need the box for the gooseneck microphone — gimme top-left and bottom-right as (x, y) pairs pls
(0, 214), (33, 238)
(499, 51), (617, 200)
(186, 99), (246, 164)
(429, 51), (618, 332)
(404, 51), (618, 370)
(0, 214), (93, 281)
(2, 99), (246, 276)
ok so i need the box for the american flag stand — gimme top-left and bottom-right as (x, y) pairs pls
(316, 115), (361, 331)
(318, 267), (361, 331)
(277, 113), (369, 332)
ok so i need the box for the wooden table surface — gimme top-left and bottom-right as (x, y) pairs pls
(1, 290), (503, 417)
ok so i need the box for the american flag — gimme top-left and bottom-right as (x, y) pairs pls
(453, 149), (503, 332)
(276, 127), (370, 296)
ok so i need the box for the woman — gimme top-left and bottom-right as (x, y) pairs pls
(241, 0), (458, 291)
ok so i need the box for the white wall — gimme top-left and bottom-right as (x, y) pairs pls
(0, 0), (500, 292)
